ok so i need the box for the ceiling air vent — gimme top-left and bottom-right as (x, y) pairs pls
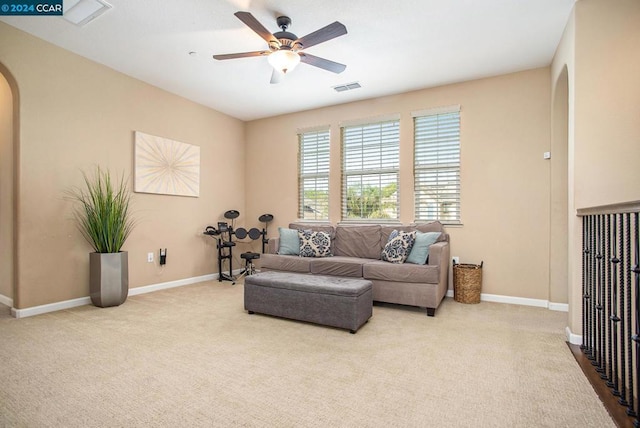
(333, 82), (361, 93)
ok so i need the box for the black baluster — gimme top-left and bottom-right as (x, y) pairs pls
(619, 213), (628, 406)
(602, 214), (611, 379)
(627, 213), (640, 427)
(607, 214), (614, 384)
(580, 216), (590, 354)
(589, 214), (596, 360)
(611, 214), (621, 396)
(596, 215), (606, 373)
(590, 214), (597, 359)
(582, 215), (588, 351)
(624, 212), (634, 411)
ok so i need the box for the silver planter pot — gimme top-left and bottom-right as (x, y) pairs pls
(90, 251), (129, 307)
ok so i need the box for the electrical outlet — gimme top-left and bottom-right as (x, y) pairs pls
(452, 256), (460, 264)
(147, 252), (154, 263)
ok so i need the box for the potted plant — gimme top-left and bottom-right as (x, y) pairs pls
(67, 166), (136, 307)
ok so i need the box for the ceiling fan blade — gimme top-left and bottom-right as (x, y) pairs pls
(295, 21), (347, 49)
(270, 69), (284, 84)
(213, 51), (270, 60)
(234, 11), (278, 45)
(299, 53), (346, 73)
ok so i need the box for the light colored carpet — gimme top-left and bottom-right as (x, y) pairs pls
(0, 281), (614, 427)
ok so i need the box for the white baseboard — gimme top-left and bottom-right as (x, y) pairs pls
(0, 293), (13, 307)
(446, 290), (569, 312)
(11, 272), (228, 319)
(480, 293), (548, 308)
(12, 296), (92, 319)
(128, 273), (217, 296)
(548, 302), (569, 312)
(565, 326), (583, 345)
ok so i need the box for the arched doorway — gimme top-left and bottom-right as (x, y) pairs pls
(0, 63), (18, 312)
(550, 66), (569, 306)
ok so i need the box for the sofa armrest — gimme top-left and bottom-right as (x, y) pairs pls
(428, 241), (448, 267)
(428, 241), (450, 302)
(268, 237), (280, 254)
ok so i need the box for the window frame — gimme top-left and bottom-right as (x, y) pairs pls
(297, 127), (331, 221)
(340, 118), (401, 222)
(413, 106), (461, 225)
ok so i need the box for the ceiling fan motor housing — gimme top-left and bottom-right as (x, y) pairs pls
(273, 17), (300, 51)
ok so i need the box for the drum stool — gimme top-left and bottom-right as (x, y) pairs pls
(240, 252), (260, 277)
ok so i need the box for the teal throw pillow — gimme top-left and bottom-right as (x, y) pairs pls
(406, 232), (441, 265)
(278, 227), (300, 255)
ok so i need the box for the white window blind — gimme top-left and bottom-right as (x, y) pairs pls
(414, 111), (461, 224)
(341, 120), (400, 221)
(298, 129), (330, 220)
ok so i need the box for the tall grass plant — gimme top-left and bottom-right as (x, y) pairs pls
(67, 167), (136, 253)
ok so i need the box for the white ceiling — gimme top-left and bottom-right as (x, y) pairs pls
(0, 0), (575, 121)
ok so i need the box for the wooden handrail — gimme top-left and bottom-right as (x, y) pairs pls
(577, 200), (640, 216)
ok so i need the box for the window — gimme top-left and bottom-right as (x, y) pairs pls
(298, 128), (330, 220)
(341, 119), (400, 221)
(413, 107), (461, 224)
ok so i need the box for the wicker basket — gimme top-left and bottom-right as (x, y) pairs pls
(453, 262), (483, 304)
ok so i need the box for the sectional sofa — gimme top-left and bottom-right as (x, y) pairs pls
(259, 221), (450, 316)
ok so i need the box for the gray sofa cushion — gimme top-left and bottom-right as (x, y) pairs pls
(363, 260), (439, 283)
(288, 222), (336, 237)
(310, 256), (372, 277)
(333, 225), (381, 259)
(260, 253), (312, 273)
(411, 221), (448, 242)
(380, 222), (447, 249)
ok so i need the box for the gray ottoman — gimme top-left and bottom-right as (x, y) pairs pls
(244, 271), (373, 333)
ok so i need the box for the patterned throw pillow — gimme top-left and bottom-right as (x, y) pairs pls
(298, 230), (332, 258)
(381, 230), (417, 263)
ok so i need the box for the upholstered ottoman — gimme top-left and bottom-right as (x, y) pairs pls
(244, 271), (373, 333)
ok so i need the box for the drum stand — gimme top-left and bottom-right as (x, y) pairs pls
(204, 212), (274, 284)
(236, 214), (273, 281)
(217, 235), (236, 284)
(203, 222), (236, 284)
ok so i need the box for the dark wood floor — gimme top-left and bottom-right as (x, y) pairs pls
(569, 343), (637, 428)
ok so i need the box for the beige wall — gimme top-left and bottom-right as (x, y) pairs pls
(246, 68), (552, 300)
(549, 66), (569, 305)
(574, 0), (640, 211)
(0, 70), (12, 300)
(0, 22), (246, 309)
(552, 0), (640, 335)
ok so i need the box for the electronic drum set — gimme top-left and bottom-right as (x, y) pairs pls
(203, 210), (273, 284)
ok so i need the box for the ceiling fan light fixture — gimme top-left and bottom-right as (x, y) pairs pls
(268, 49), (300, 74)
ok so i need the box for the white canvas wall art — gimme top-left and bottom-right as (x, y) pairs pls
(134, 131), (200, 197)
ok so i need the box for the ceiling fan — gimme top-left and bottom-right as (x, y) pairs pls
(213, 11), (348, 84)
